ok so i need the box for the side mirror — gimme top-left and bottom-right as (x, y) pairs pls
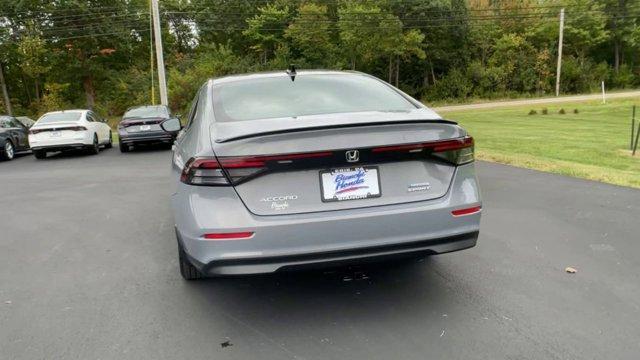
(162, 118), (181, 132)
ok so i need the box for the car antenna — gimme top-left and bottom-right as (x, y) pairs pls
(286, 64), (296, 82)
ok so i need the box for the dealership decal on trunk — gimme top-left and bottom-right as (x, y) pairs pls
(320, 167), (381, 202)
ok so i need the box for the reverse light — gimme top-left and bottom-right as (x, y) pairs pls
(203, 232), (254, 240)
(451, 206), (482, 217)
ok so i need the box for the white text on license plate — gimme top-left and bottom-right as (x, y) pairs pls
(320, 167), (381, 202)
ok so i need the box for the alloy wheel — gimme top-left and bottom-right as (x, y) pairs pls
(4, 141), (14, 160)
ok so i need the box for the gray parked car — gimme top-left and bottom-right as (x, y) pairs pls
(0, 115), (30, 161)
(118, 105), (181, 152)
(171, 70), (481, 280)
(15, 116), (36, 128)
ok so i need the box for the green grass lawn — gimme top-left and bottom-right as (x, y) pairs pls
(440, 98), (640, 188)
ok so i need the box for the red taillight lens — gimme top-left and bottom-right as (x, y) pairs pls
(451, 205), (482, 217)
(203, 232), (254, 240)
(180, 158), (232, 186)
(29, 126), (86, 134)
(372, 136), (474, 165)
(181, 151), (333, 186)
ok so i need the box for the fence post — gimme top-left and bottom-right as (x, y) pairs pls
(633, 107), (640, 155)
(632, 105), (636, 151)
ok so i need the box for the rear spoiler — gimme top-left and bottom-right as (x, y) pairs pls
(215, 119), (458, 143)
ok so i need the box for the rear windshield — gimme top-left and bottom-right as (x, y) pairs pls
(124, 106), (169, 119)
(212, 74), (417, 122)
(0, 116), (14, 128)
(37, 112), (82, 124)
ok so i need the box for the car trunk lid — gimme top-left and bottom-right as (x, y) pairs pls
(209, 119), (469, 216)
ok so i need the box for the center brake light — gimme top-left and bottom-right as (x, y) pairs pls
(372, 136), (474, 165)
(180, 151), (333, 186)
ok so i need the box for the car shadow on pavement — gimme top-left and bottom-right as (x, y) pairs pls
(118, 143), (172, 153)
(38, 148), (108, 160)
(179, 257), (459, 338)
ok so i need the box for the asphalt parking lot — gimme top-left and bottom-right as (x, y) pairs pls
(1, 147), (639, 360)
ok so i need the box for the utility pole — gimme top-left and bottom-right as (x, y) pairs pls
(0, 63), (12, 116)
(151, 0), (168, 106)
(149, 0), (155, 105)
(555, 8), (565, 97)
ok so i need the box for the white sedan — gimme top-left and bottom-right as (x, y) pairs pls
(28, 110), (112, 159)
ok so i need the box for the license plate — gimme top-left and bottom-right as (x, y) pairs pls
(140, 125), (151, 131)
(50, 131), (61, 137)
(320, 166), (381, 202)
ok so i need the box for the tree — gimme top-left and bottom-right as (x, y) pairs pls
(243, 3), (291, 63)
(17, 31), (49, 101)
(338, 2), (401, 70)
(285, 3), (336, 67)
(562, 0), (609, 61)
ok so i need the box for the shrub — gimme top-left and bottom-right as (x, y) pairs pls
(542, 108), (548, 115)
(528, 109), (537, 115)
(559, 108), (566, 114)
(573, 109), (579, 114)
(428, 68), (473, 100)
(611, 64), (636, 88)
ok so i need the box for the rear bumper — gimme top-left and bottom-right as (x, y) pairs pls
(172, 162), (482, 276)
(29, 132), (93, 150)
(30, 143), (91, 152)
(119, 130), (175, 144)
(181, 230), (478, 275)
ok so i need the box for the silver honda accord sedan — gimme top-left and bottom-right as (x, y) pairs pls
(171, 69), (481, 279)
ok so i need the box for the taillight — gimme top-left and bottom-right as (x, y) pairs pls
(118, 122), (134, 128)
(372, 136), (474, 165)
(180, 158), (233, 186)
(180, 151), (332, 186)
(29, 126), (86, 134)
(180, 157), (268, 186)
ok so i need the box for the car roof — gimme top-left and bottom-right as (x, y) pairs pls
(41, 109), (88, 115)
(126, 105), (168, 110)
(209, 70), (362, 85)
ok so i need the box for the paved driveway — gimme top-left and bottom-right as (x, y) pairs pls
(1, 148), (639, 360)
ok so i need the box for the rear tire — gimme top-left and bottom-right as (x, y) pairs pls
(33, 150), (47, 159)
(105, 132), (113, 149)
(1, 141), (14, 161)
(119, 141), (129, 153)
(88, 135), (99, 155)
(179, 246), (204, 280)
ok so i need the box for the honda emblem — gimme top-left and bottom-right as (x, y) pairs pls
(345, 150), (360, 163)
